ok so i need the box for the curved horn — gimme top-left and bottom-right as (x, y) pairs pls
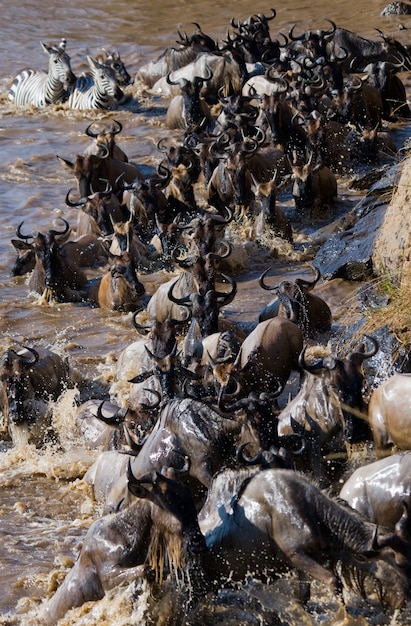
(236, 442), (268, 466)
(230, 16), (240, 30)
(49, 217), (70, 238)
(96, 401), (123, 426)
(258, 267), (279, 291)
(110, 120), (123, 135)
(65, 188), (87, 207)
(156, 138), (170, 154)
(265, 8), (276, 21)
(214, 273), (237, 305)
(167, 280), (192, 306)
(295, 265), (321, 289)
(348, 335), (379, 365)
(166, 71), (183, 87)
(264, 75), (289, 94)
(85, 122), (99, 139)
(131, 308), (152, 335)
(156, 160), (172, 183)
(139, 388), (162, 411)
(208, 206), (234, 226)
(323, 19), (336, 38)
(298, 346), (325, 372)
(213, 240), (232, 259)
(289, 24), (306, 42)
(16, 221), (33, 241)
(21, 346), (40, 366)
(217, 383), (246, 413)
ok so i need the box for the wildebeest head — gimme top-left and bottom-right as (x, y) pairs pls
(105, 251), (146, 311)
(127, 462), (207, 556)
(299, 335), (378, 443)
(259, 265), (332, 336)
(0, 347), (39, 424)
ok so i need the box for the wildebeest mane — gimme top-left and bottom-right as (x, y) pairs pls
(147, 521), (184, 584)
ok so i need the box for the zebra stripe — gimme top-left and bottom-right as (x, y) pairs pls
(9, 40), (76, 107)
(67, 56), (123, 110)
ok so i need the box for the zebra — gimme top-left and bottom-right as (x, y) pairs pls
(97, 48), (132, 87)
(67, 56), (124, 110)
(9, 39), (76, 107)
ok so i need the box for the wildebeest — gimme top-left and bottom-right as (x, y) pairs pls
(66, 185), (128, 238)
(368, 372), (411, 457)
(136, 23), (217, 88)
(165, 68), (213, 130)
(57, 150), (144, 197)
(0, 345), (72, 445)
(227, 317), (303, 397)
(329, 25), (411, 71)
(43, 467), (207, 625)
(97, 48), (132, 88)
(252, 176), (293, 243)
(291, 155), (337, 218)
(100, 396), (250, 513)
(11, 233), (109, 276)
(340, 452), (411, 530)
(15, 218), (89, 303)
(198, 467), (410, 608)
(277, 336), (378, 482)
(258, 265), (332, 337)
(83, 119), (129, 161)
(86, 251), (146, 312)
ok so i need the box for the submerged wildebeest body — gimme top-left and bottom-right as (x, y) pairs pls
(86, 251), (146, 312)
(57, 150), (144, 198)
(229, 317), (303, 396)
(43, 468), (207, 625)
(11, 233), (109, 277)
(340, 452), (411, 530)
(198, 467), (411, 608)
(368, 373), (411, 457)
(258, 266), (332, 336)
(15, 218), (89, 303)
(0, 345), (72, 444)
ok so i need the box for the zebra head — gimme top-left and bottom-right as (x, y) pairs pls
(41, 41), (77, 89)
(101, 48), (132, 86)
(87, 56), (124, 102)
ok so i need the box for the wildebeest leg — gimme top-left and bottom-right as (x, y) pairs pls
(99, 563), (153, 588)
(285, 549), (339, 595)
(43, 558), (105, 625)
(297, 571), (311, 604)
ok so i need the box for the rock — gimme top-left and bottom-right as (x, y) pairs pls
(372, 157), (411, 285)
(314, 160), (407, 281)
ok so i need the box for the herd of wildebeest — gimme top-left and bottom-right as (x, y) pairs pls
(5, 8), (411, 623)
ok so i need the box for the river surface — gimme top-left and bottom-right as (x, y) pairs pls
(1, 0), (411, 624)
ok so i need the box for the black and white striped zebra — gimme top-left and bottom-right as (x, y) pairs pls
(9, 39), (76, 107)
(67, 56), (124, 110)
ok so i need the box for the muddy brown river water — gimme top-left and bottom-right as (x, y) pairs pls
(1, 0), (411, 624)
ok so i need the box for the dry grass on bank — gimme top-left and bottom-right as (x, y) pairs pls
(354, 271), (411, 357)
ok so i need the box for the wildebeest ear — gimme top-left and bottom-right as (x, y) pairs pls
(56, 155), (74, 171)
(11, 239), (32, 251)
(127, 461), (156, 498)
